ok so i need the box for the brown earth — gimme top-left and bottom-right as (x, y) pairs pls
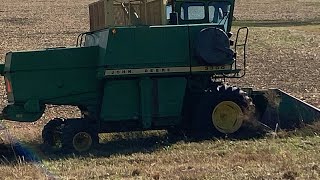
(0, 0), (319, 179)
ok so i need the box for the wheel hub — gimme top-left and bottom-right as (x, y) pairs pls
(212, 101), (244, 133)
(72, 132), (92, 152)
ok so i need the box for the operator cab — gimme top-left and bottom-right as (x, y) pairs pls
(167, 1), (231, 31)
(88, 0), (234, 32)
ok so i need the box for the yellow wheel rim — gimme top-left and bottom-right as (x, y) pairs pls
(72, 132), (92, 152)
(212, 101), (244, 134)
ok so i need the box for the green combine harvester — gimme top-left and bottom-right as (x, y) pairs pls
(0, 0), (319, 153)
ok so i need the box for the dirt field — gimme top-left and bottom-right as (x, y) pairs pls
(0, 0), (320, 179)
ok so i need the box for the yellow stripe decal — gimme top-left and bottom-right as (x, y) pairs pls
(105, 65), (232, 76)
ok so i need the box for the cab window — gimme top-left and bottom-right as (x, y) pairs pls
(180, 2), (205, 20)
(209, 2), (231, 23)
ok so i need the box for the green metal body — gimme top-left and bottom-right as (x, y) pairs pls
(1, 0), (319, 134)
(2, 47), (100, 121)
(1, 23), (236, 130)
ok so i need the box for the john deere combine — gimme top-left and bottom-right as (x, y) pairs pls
(0, 0), (319, 153)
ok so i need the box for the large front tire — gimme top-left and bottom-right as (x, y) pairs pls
(193, 84), (255, 135)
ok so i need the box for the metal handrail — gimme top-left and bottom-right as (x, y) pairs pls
(212, 27), (249, 79)
(76, 32), (94, 47)
(234, 26), (249, 78)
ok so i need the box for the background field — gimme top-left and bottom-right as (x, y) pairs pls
(0, 0), (320, 179)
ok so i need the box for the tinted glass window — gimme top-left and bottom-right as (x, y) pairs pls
(166, 5), (172, 20)
(180, 2), (205, 20)
(209, 2), (231, 23)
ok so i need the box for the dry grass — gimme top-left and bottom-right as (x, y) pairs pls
(0, 0), (320, 179)
(43, 134), (320, 180)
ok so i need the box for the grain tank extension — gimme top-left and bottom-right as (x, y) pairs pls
(0, 0), (319, 153)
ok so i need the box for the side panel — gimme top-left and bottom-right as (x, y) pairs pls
(100, 80), (140, 121)
(157, 77), (186, 117)
(9, 69), (98, 105)
(6, 47), (100, 106)
(153, 77), (187, 126)
(103, 26), (190, 68)
(100, 77), (187, 129)
(2, 46), (100, 122)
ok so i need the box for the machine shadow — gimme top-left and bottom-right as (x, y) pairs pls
(0, 128), (265, 164)
(39, 127), (267, 160)
(1, 124), (319, 164)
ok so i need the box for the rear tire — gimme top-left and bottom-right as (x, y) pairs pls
(61, 120), (99, 153)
